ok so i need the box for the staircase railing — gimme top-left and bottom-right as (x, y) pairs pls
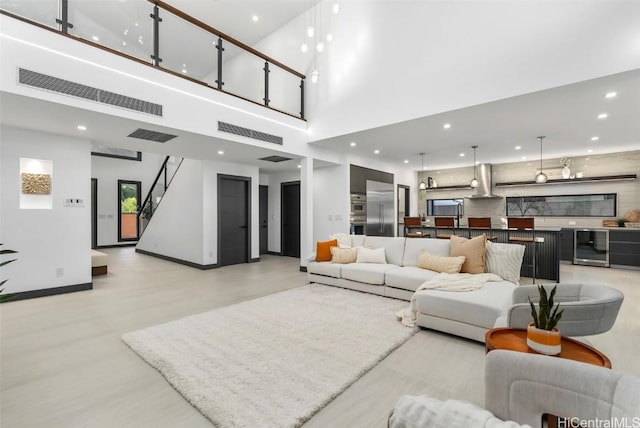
(0, 0), (306, 119)
(138, 156), (184, 236)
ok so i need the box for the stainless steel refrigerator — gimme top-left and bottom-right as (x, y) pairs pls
(366, 180), (394, 236)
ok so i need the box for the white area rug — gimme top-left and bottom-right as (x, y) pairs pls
(122, 284), (416, 428)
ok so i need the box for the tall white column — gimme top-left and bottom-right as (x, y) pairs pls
(299, 156), (314, 267)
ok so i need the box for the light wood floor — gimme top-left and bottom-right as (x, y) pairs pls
(1, 248), (638, 428)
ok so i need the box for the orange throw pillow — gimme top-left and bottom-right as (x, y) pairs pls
(316, 239), (338, 262)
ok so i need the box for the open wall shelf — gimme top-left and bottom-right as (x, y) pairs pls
(422, 184), (473, 191)
(495, 174), (637, 188)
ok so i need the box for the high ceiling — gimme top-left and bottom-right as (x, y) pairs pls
(1, 1), (638, 173)
(310, 69), (640, 171)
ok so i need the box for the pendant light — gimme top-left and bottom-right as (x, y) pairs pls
(419, 153), (427, 190)
(469, 145), (479, 188)
(535, 136), (548, 183)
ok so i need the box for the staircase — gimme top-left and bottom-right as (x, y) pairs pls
(138, 156), (184, 236)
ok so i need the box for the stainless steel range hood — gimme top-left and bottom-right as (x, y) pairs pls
(467, 163), (502, 199)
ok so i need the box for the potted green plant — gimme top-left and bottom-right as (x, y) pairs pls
(0, 244), (18, 303)
(526, 284), (564, 355)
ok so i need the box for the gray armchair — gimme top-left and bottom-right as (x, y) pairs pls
(486, 350), (640, 427)
(389, 350), (640, 428)
(507, 283), (623, 337)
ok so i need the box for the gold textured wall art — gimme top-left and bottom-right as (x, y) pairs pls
(21, 173), (51, 195)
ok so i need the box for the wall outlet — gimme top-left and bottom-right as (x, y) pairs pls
(63, 198), (84, 207)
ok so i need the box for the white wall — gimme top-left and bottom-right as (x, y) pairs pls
(137, 159), (205, 264)
(91, 153), (163, 246)
(137, 158), (261, 266)
(313, 164), (350, 242)
(0, 127), (91, 294)
(246, 1), (640, 142)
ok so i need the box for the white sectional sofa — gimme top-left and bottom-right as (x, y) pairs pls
(307, 235), (523, 342)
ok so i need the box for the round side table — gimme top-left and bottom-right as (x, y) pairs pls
(485, 327), (611, 368)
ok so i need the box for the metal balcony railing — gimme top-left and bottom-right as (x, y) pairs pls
(1, 0), (306, 119)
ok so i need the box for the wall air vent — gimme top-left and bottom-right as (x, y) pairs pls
(218, 121), (283, 145)
(17, 68), (163, 117)
(258, 155), (292, 163)
(127, 128), (177, 143)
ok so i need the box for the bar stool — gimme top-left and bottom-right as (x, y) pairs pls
(468, 217), (497, 242)
(404, 216), (429, 238)
(507, 217), (536, 283)
(434, 217), (455, 239)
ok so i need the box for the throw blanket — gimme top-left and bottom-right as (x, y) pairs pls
(388, 395), (531, 428)
(396, 273), (503, 327)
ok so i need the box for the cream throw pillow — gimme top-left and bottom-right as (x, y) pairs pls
(356, 247), (387, 264)
(418, 250), (466, 274)
(485, 241), (525, 284)
(330, 246), (357, 264)
(330, 233), (352, 248)
(449, 234), (486, 274)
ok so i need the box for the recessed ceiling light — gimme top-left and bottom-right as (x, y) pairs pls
(515, 146), (521, 150)
(459, 153), (465, 157)
(252, 15), (259, 22)
(297, 164), (301, 168)
(597, 113), (608, 119)
(374, 149), (380, 154)
(92, 35), (100, 42)
(217, 150), (224, 155)
(443, 123), (451, 129)
(591, 136), (599, 141)
(77, 125), (87, 131)
(605, 92), (617, 98)
(403, 160), (409, 164)
(349, 142), (356, 147)
(587, 149), (593, 153)
(326, 34), (334, 42)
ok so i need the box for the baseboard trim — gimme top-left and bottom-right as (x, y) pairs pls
(249, 257), (260, 263)
(136, 249), (219, 270)
(266, 251), (282, 256)
(95, 243), (137, 249)
(299, 266), (308, 272)
(1, 282), (93, 303)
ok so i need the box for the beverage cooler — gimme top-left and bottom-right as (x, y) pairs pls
(574, 229), (610, 267)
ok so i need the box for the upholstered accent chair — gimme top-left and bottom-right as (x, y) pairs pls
(505, 283), (624, 337)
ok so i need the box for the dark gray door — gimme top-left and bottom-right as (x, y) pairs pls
(219, 175), (250, 266)
(281, 181), (300, 258)
(91, 178), (97, 249)
(259, 185), (268, 255)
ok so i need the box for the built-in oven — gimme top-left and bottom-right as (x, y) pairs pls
(350, 194), (366, 235)
(574, 229), (609, 267)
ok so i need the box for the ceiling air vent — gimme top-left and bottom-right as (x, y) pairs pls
(127, 128), (177, 143)
(17, 68), (163, 117)
(218, 121), (283, 145)
(258, 155), (292, 163)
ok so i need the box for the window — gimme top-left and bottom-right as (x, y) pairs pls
(506, 193), (616, 217)
(118, 180), (141, 241)
(426, 198), (464, 216)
